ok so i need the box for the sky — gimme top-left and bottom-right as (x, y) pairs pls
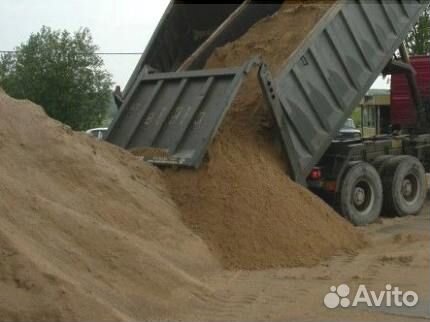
(0, 0), (170, 88)
(0, 1), (389, 90)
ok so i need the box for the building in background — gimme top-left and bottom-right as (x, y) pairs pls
(356, 88), (391, 138)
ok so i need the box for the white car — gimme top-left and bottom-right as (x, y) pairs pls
(86, 128), (108, 140)
(336, 118), (361, 141)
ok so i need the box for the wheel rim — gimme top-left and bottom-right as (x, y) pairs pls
(352, 180), (374, 214)
(401, 174), (419, 204)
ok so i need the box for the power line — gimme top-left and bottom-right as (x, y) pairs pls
(0, 50), (143, 56)
(94, 52), (144, 55)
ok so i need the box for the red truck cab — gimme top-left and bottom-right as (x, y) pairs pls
(391, 55), (430, 128)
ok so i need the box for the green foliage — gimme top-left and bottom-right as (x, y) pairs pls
(351, 107), (362, 128)
(406, 6), (430, 55)
(0, 26), (113, 130)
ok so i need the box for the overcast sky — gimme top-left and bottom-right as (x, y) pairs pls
(0, 0), (170, 88)
(0, 1), (388, 90)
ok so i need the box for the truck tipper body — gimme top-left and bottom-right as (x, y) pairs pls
(106, 0), (430, 226)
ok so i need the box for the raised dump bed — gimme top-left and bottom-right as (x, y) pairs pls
(107, 1), (430, 183)
(123, 1), (282, 97)
(258, 0), (429, 182)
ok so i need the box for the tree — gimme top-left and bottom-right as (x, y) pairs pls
(0, 27), (113, 130)
(406, 6), (430, 55)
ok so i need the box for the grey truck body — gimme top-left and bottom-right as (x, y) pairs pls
(106, 0), (430, 184)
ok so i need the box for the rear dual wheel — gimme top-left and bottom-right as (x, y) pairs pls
(339, 157), (427, 225)
(381, 156), (427, 217)
(339, 163), (383, 226)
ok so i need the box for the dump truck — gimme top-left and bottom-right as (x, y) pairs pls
(106, 1), (430, 226)
(307, 53), (430, 225)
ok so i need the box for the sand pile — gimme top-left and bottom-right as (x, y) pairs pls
(0, 2), (366, 319)
(0, 90), (219, 321)
(164, 1), (366, 270)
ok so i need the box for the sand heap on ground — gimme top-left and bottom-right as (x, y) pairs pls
(164, 1), (366, 270)
(0, 90), (218, 321)
(0, 2), (366, 319)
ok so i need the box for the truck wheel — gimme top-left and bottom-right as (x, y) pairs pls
(339, 163), (383, 226)
(381, 156), (427, 217)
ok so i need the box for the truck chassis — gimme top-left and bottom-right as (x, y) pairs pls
(308, 134), (430, 225)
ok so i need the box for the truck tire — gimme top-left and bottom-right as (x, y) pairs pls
(381, 156), (427, 217)
(339, 162), (383, 226)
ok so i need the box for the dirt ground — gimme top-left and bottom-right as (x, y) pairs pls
(166, 201), (429, 321)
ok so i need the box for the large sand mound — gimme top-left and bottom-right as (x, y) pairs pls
(0, 90), (218, 321)
(164, 1), (365, 270)
(0, 1), (367, 320)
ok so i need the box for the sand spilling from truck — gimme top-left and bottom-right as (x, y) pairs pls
(0, 90), (220, 321)
(165, 1), (365, 270)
